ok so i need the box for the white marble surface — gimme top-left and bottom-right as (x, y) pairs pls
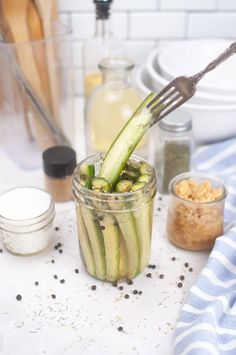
(0, 99), (210, 355)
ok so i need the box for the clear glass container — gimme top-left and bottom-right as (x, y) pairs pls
(0, 22), (74, 170)
(73, 153), (157, 282)
(155, 109), (193, 194)
(85, 57), (148, 157)
(0, 187), (55, 255)
(167, 172), (227, 251)
(83, 0), (125, 99)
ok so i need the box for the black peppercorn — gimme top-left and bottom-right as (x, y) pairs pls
(180, 275), (185, 281)
(101, 226), (105, 230)
(146, 273), (152, 278)
(55, 227), (59, 231)
(133, 290), (138, 295)
(184, 262), (189, 268)
(51, 294), (56, 299)
(159, 274), (164, 279)
(35, 281), (39, 286)
(118, 326), (123, 332)
(127, 279), (133, 285)
(124, 294), (129, 299)
(171, 257), (176, 261)
(0, 249), (3, 253)
(139, 291), (142, 295)
(59, 249), (63, 254)
(189, 267), (193, 272)
(60, 279), (65, 284)
(177, 282), (183, 288)
(118, 286), (123, 290)
(75, 269), (79, 274)
(112, 282), (118, 287)
(51, 259), (55, 264)
(54, 275), (58, 279)
(91, 285), (96, 291)
(16, 294), (22, 301)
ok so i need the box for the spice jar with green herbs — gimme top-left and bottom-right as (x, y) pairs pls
(155, 110), (193, 194)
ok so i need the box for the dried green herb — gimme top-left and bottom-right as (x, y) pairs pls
(162, 142), (191, 193)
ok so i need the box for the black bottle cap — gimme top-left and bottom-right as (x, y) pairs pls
(43, 146), (76, 178)
(94, 0), (112, 20)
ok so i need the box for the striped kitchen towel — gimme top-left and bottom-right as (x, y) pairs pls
(175, 137), (236, 355)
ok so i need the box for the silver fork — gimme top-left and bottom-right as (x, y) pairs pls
(148, 41), (236, 124)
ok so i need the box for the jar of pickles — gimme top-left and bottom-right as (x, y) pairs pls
(166, 172), (227, 251)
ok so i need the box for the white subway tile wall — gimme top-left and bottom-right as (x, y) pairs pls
(58, 0), (236, 95)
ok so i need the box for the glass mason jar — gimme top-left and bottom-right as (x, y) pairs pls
(0, 187), (55, 255)
(155, 110), (193, 194)
(167, 172), (227, 251)
(0, 22), (74, 170)
(85, 58), (148, 158)
(73, 153), (157, 282)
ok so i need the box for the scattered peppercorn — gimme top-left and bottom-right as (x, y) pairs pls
(171, 257), (176, 261)
(100, 226), (105, 230)
(184, 262), (189, 268)
(148, 264), (153, 268)
(152, 264), (156, 269)
(112, 282), (118, 287)
(127, 279), (133, 285)
(133, 290), (138, 295)
(35, 281), (39, 286)
(180, 275), (185, 281)
(159, 274), (164, 279)
(98, 216), (104, 221)
(54, 275), (58, 279)
(118, 286), (124, 290)
(158, 197), (162, 201)
(55, 227), (59, 231)
(0, 249), (3, 253)
(59, 249), (63, 254)
(124, 294), (129, 299)
(60, 279), (65, 284)
(75, 269), (79, 274)
(157, 207), (161, 212)
(139, 291), (143, 295)
(58, 242), (62, 248)
(189, 267), (193, 272)
(91, 285), (97, 291)
(54, 245), (59, 250)
(16, 294), (22, 301)
(146, 273), (152, 278)
(118, 326), (123, 332)
(51, 259), (55, 264)
(51, 294), (56, 299)
(177, 282), (183, 288)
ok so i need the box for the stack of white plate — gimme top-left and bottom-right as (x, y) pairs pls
(136, 39), (236, 143)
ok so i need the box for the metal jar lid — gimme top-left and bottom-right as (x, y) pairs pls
(158, 109), (192, 133)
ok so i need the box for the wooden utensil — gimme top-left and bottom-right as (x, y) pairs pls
(27, 0), (52, 112)
(0, 0), (57, 149)
(34, 0), (61, 126)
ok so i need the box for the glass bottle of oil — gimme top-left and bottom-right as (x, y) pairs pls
(85, 57), (148, 157)
(83, 0), (124, 99)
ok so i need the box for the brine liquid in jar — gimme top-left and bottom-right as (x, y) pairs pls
(85, 58), (148, 157)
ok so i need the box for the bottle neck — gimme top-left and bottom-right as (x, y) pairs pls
(94, 18), (112, 39)
(102, 69), (131, 88)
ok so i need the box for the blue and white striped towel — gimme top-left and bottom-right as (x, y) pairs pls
(175, 137), (236, 355)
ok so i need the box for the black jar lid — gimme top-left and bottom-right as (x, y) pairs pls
(43, 146), (76, 178)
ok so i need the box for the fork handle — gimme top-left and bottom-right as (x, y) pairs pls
(190, 41), (236, 84)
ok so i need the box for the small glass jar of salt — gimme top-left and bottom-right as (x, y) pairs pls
(0, 187), (55, 255)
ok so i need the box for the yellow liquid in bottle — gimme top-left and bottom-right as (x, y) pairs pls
(87, 85), (147, 153)
(84, 72), (102, 97)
